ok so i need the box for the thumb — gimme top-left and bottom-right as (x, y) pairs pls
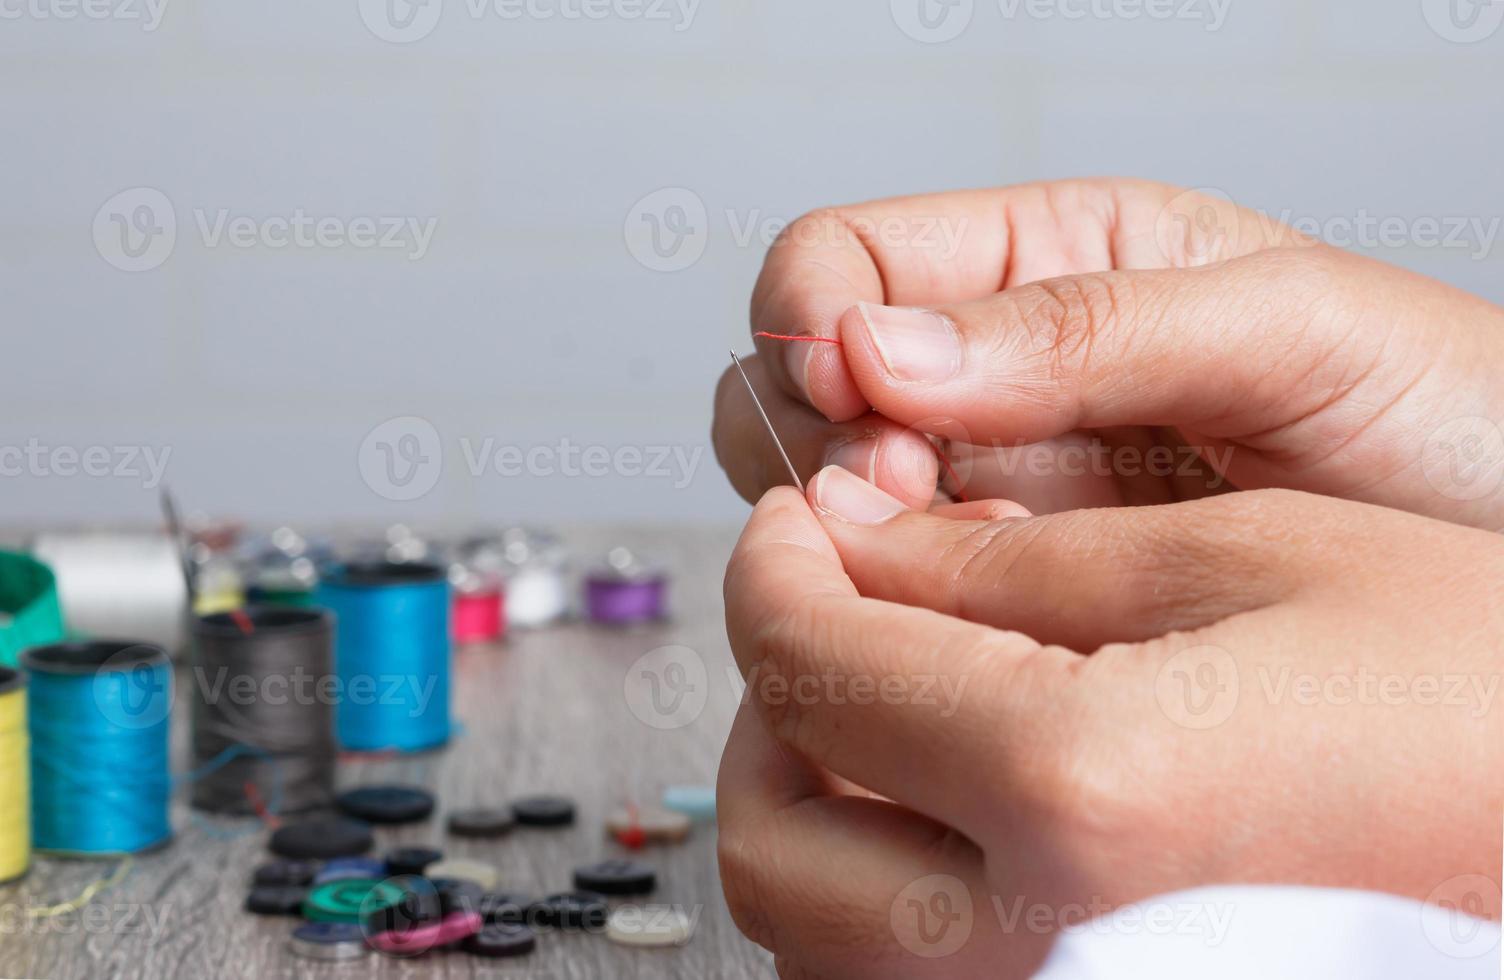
(836, 247), (1358, 447)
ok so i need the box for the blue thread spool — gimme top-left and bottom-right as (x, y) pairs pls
(23, 641), (173, 855)
(318, 562), (450, 752)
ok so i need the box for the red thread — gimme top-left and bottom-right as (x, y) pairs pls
(244, 781), (281, 828)
(615, 801), (646, 850)
(753, 333), (970, 503)
(230, 608), (255, 635)
(753, 331), (842, 345)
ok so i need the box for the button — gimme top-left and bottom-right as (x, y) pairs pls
(530, 891), (608, 929)
(607, 905), (696, 947)
(446, 807), (516, 838)
(385, 846), (443, 877)
(511, 795), (575, 827)
(302, 879), (405, 925)
(606, 805), (691, 845)
(368, 910), (483, 956)
(252, 860), (319, 887)
(464, 922), (537, 958)
(335, 785), (436, 825)
(244, 885), (307, 916)
(269, 817), (373, 860)
(424, 858), (499, 890)
(573, 859), (656, 896)
(313, 856), (387, 884)
(662, 785), (716, 821)
(289, 922), (368, 962)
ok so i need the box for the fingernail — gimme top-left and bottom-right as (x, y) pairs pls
(812, 465), (907, 526)
(856, 302), (962, 382)
(784, 337), (813, 402)
(824, 437), (878, 482)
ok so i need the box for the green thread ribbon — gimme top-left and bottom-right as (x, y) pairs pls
(0, 551), (65, 668)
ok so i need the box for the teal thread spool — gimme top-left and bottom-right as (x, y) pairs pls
(317, 562), (451, 752)
(24, 641), (173, 855)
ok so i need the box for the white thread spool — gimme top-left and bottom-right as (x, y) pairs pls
(30, 532), (189, 656)
(458, 528), (571, 628)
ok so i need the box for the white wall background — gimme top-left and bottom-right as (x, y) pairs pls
(2, 0), (1501, 527)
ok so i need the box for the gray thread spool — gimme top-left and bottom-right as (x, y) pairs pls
(189, 607), (336, 816)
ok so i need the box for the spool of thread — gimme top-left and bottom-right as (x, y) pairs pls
(0, 668), (29, 882)
(0, 551), (65, 669)
(459, 528), (570, 628)
(245, 561), (320, 608)
(449, 563), (504, 645)
(317, 562), (451, 753)
(24, 640), (173, 855)
(585, 548), (668, 626)
(189, 607), (336, 816)
(31, 533), (189, 657)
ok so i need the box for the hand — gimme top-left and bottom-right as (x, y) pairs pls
(711, 180), (1504, 529)
(718, 470), (1503, 978)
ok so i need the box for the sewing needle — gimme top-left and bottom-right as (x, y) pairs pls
(729, 349), (804, 495)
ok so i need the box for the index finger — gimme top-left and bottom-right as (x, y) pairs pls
(750, 179), (1278, 422)
(724, 486), (1076, 838)
(750, 188), (1012, 422)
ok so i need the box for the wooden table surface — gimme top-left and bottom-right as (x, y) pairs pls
(0, 524), (772, 980)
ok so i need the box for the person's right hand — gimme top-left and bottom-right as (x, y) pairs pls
(718, 476), (1504, 979)
(711, 180), (1504, 530)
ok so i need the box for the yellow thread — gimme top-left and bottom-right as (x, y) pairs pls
(26, 856), (134, 919)
(0, 679), (28, 882)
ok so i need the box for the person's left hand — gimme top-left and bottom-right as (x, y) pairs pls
(718, 469), (1504, 979)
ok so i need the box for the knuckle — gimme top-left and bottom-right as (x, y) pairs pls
(778, 207), (854, 253)
(934, 518), (1034, 620)
(1011, 272), (1142, 381)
